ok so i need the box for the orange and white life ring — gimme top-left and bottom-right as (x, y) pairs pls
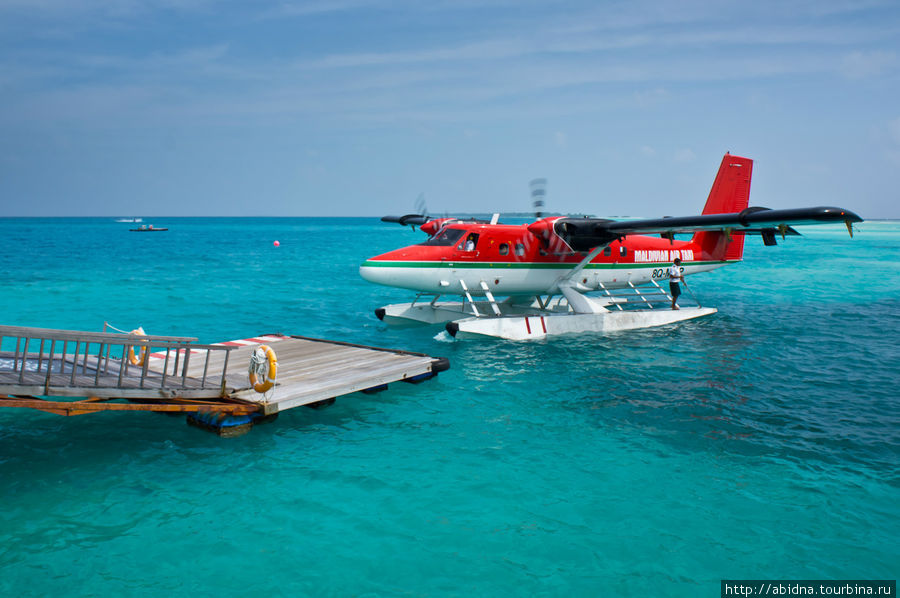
(128, 327), (147, 366)
(249, 345), (278, 393)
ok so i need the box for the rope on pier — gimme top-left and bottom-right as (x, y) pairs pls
(103, 322), (131, 334)
(103, 322), (150, 365)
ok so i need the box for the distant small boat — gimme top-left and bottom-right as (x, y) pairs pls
(116, 217), (143, 223)
(129, 224), (168, 232)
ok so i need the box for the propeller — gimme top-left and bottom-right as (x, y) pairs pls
(414, 192), (428, 219)
(530, 178), (547, 219)
(381, 214), (429, 227)
(381, 193), (429, 229)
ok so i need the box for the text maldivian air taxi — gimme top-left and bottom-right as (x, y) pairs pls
(360, 154), (862, 340)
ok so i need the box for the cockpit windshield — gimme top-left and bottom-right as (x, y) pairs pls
(418, 227), (466, 246)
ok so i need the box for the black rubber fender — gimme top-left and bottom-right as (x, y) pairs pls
(431, 356), (450, 373)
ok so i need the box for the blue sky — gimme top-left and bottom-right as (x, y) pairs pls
(1, 0), (898, 218)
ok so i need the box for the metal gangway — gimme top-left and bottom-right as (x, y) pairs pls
(595, 278), (704, 311)
(0, 325), (248, 416)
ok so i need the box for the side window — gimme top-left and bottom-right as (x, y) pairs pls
(515, 243), (526, 256)
(499, 243), (509, 255)
(603, 246), (611, 256)
(619, 246), (627, 257)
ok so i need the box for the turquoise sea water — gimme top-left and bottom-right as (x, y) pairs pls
(0, 217), (897, 597)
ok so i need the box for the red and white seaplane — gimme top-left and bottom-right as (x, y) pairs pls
(361, 154), (862, 340)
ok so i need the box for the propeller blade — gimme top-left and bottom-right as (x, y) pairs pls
(530, 178), (547, 219)
(414, 193), (428, 219)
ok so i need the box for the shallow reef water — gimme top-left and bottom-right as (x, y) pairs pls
(0, 217), (897, 597)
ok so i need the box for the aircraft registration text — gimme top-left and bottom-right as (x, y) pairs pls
(634, 249), (694, 263)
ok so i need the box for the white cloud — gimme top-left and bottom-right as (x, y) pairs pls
(554, 131), (567, 148)
(0, 0), (216, 19)
(634, 88), (669, 106)
(259, 0), (376, 18)
(839, 50), (897, 79)
(889, 117), (900, 145)
(673, 148), (695, 163)
(3, 1), (900, 133)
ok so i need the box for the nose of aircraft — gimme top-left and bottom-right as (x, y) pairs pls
(359, 249), (398, 286)
(359, 260), (382, 284)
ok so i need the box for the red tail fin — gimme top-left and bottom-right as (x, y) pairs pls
(692, 154), (753, 261)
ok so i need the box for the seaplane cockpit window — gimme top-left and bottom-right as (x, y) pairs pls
(418, 227), (466, 247)
(460, 233), (479, 251)
(499, 243), (509, 255)
(603, 246), (612, 256)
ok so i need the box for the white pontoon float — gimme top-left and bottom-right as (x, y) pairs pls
(376, 279), (715, 340)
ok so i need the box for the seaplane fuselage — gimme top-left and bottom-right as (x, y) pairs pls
(360, 223), (722, 297)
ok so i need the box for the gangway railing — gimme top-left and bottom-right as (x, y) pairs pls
(595, 279), (701, 310)
(0, 325), (238, 398)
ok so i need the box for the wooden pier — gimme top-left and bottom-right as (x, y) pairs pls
(0, 325), (448, 434)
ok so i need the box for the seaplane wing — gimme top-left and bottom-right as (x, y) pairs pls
(554, 206), (863, 251)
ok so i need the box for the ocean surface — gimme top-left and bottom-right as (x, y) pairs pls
(0, 217), (897, 597)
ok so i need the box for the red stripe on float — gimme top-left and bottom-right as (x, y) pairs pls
(525, 317), (532, 334)
(540, 317), (547, 333)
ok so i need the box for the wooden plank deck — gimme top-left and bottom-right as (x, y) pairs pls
(165, 335), (440, 415)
